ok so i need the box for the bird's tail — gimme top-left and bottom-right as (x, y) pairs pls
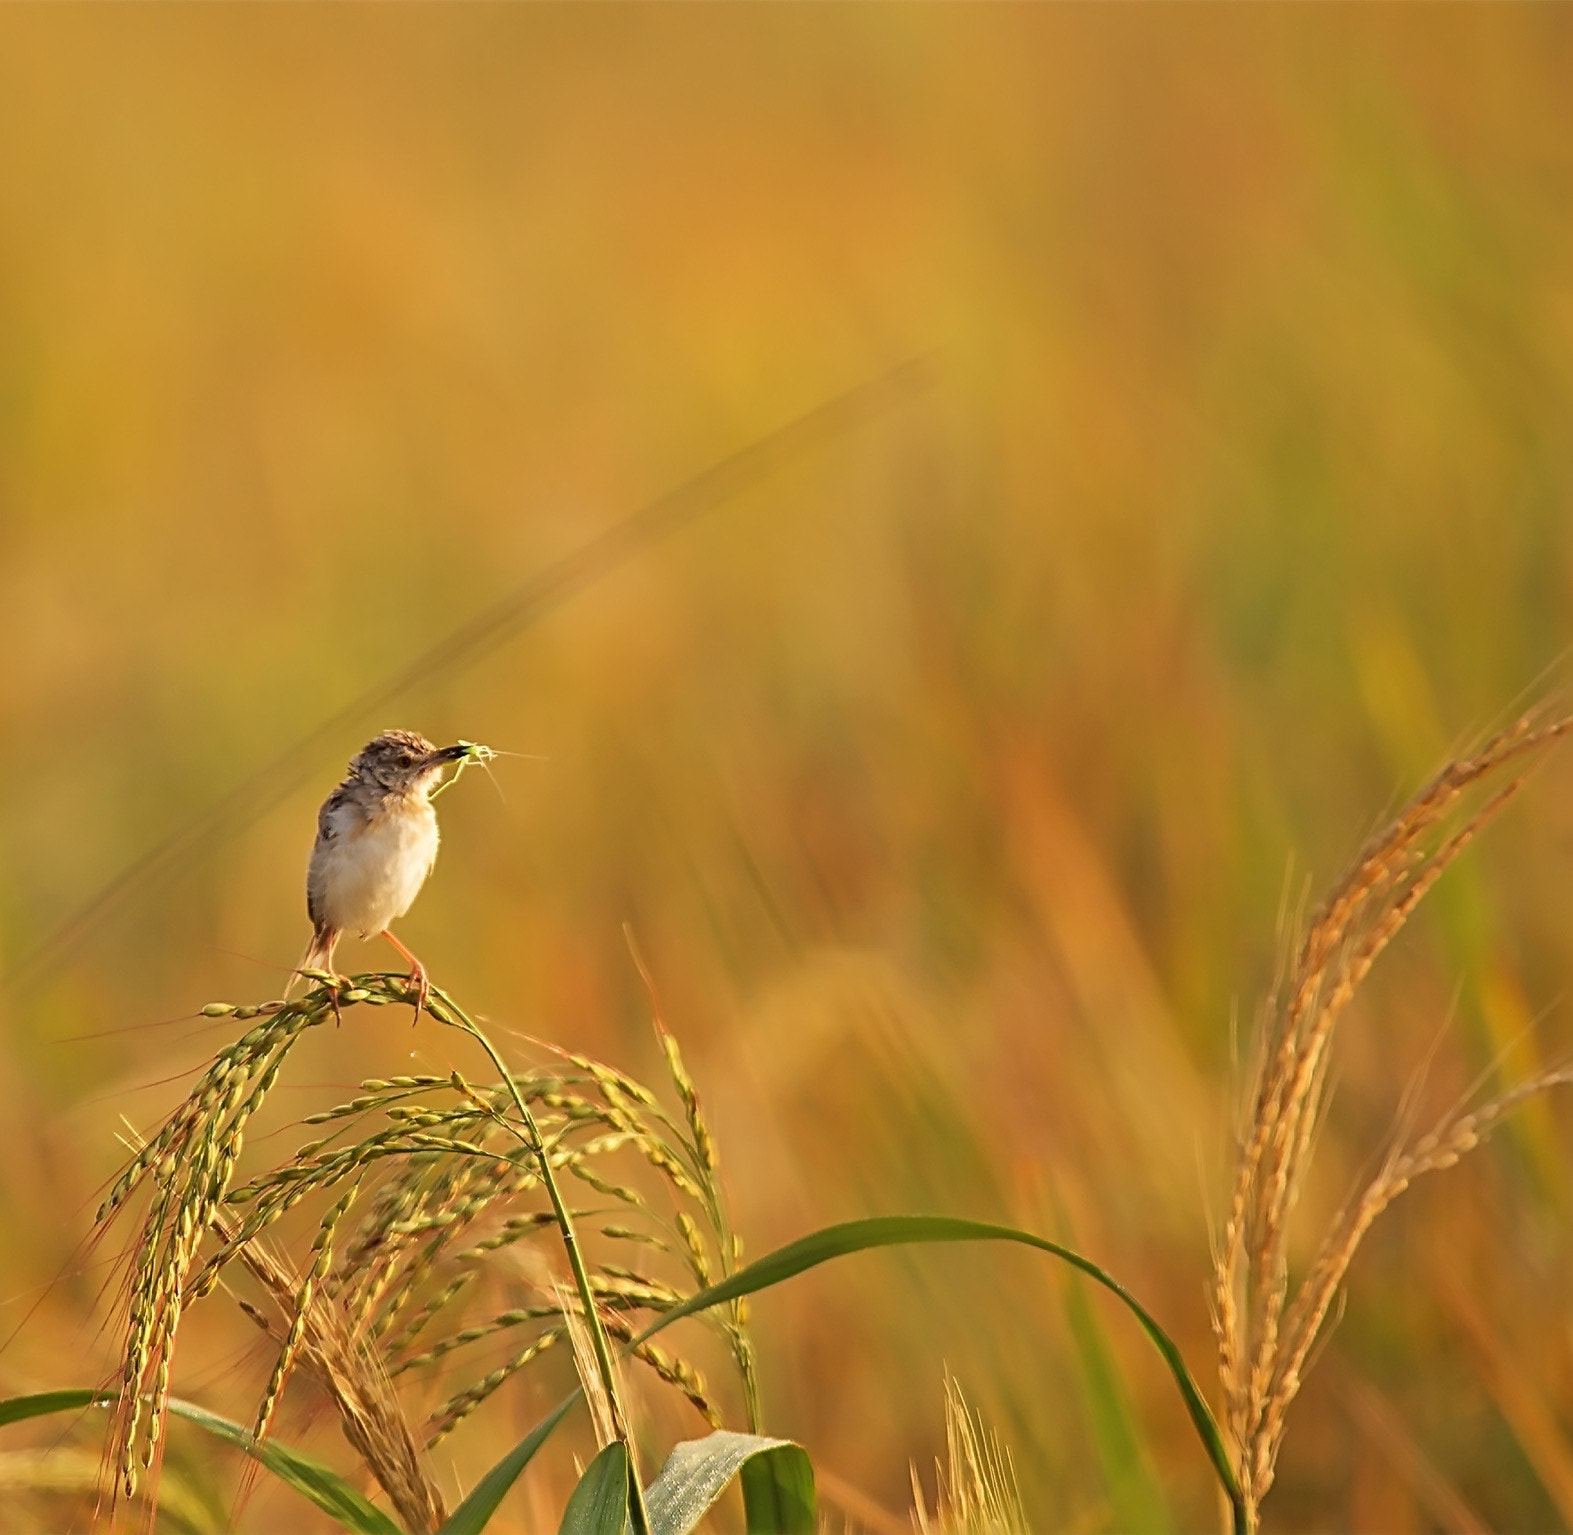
(288, 924), (340, 997)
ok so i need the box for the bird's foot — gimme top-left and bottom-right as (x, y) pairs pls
(378, 930), (430, 1025)
(404, 960), (430, 1025)
(324, 972), (349, 1027)
(296, 967), (349, 1026)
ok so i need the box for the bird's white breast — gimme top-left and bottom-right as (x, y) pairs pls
(316, 798), (441, 938)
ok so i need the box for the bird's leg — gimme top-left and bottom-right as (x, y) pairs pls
(381, 929), (429, 1023)
(305, 970), (347, 1027)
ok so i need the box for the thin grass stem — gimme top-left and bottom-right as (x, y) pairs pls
(425, 984), (653, 1535)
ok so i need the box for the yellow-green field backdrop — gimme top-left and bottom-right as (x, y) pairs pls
(3, 8), (1573, 1531)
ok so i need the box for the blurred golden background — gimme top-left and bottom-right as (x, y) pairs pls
(3, 7), (1573, 1531)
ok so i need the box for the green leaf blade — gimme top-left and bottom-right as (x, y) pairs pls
(436, 1393), (578, 1535)
(0, 1388), (403, 1535)
(559, 1441), (631, 1535)
(643, 1430), (814, 1535)
(739, 1444), (815, 1535)
(0, 1387), (114, 1428)
(442, 1213), (1241, 1532)
(1062, 1265), (1173, 1534)
(628, 1215), (1237, 1516)
(165, 1397), (406, 1535)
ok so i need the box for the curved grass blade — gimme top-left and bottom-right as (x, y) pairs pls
(0, 1387), (114, 1427)
(165, 1396), (406, 1535)
(0, 1387), (404, 1535)
(436, 1394), (578, 1535)
(628, 1217), (1239, 1522)
(447, 1215), (1244, 1533)
(559, 1441), (631, 1535)
(643, 1430), (813, 1535)
(1062, 1265), (1173, 1533)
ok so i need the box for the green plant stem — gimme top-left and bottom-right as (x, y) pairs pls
(428, 985), (652, 1535)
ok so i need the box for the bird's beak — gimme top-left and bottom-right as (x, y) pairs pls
(428, 744), (471, 766)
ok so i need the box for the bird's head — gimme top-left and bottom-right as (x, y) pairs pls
(350, 730), (471, 798)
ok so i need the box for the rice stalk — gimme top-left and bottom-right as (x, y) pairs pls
(600, 1315), (723, 1429)
(392, 1304), (564, 1374)
(108, 988), (329, 1496)
(100, 969), (755, 1530)
(253, 1186), (355, 1443)
(427, 1329), (566, 1445)
(1214, 712), (1573, 1526)
(223, 1209), (446, 1534)
(625, 925), (763, 1428)
(561, 1288), (621, 1450)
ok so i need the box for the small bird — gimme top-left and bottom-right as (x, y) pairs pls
(299, 729), (474, 1017)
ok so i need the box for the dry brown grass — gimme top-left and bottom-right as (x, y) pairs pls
(910, 1374), (1028, 1535)
(1214, 712), (1573, 1523)
(227, 1214), (447, 1535)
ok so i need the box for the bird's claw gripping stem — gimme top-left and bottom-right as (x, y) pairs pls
(380, 930), (430, 1024)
